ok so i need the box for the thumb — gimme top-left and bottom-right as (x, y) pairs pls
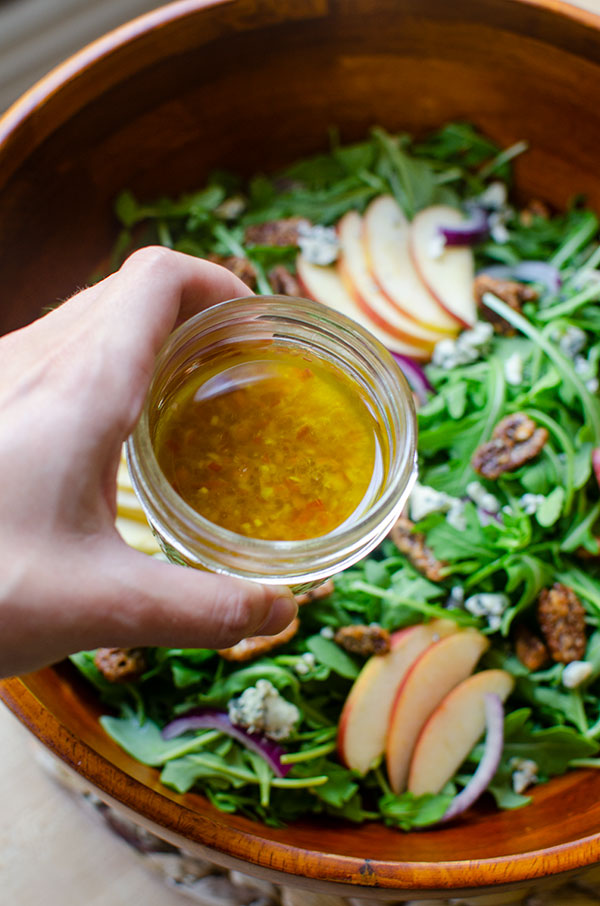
(74, 541), (299, 652)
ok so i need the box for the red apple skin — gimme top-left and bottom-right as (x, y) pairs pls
(338, 256), (434, 352)
(407, 669), (515, 796)
(337, 619), (458, 776)
(336, 210), (442, 351)
(385, 628), (490, 794)
(363, 195), (461, 335)
(295, 254), (430, 361)
(409, 205), (477, 329)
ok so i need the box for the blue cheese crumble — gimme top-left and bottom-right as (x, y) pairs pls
(408, 482), (466, 531)
(294, 652), (317, 676)
(466, 480), (501, 514)
(553, 324), (587, 359)
(227, 679), (300, 741)
(478, 181), (508, 210)
(297, 223), (339, 266)
(446, 585), (465, 608)
(432, 321), (494, 370)
(519, 493), (547, 516)
(562, 660), (593, 689)
(504, 351), (524, 386)
(511, 757), (538, 794)
(464, 592), (510, 631)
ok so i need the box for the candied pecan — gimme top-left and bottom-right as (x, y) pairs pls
(519, 199), (551, 227)
(94, 647), (147, 683)
(514, 624), (550, 672)
(334, 624), (391, 657)
(295, 578), (335, 606)
(475, 274), (538, 335)
(208, 254), (257, 290)
(537, 583), (587, 664)
(576, 537), (600, 559)
(389, 516), (447, 582)
(218, 617), (300, 661)
(244, 217), (310, 247)
(268, 265), (301, 297)
(471, 412), (548, 480)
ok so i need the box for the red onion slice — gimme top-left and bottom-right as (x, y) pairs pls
(438, 207), (489, 247)
(390, 352), (433, 406)
(476, 505), (503, 527)
(162, 708), (291, 777)
(479, 261), (561, 294)
(440, 693), (505, 823)
(592, 448), (600, 489)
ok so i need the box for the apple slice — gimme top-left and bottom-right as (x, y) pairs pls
(337, 210), (443, 351)
(296, 253), (429, 361)
(116, 516), (162, 555)
(386, 628), (490, 793)
(363, 196), (460, 335)
(410, 205), (477, 328)
(337, 619), (458, 775)
(408, 668), (515, 796)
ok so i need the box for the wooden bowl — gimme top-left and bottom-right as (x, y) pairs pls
(3, 0), (600, 898)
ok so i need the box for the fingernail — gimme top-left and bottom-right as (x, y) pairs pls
(258, 591), (298, 636)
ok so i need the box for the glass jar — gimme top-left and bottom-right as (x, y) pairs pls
(126, 295), (417, 589)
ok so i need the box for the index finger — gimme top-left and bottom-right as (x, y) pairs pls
(101, 246), (253, 356)
(83, 247), (254, 428)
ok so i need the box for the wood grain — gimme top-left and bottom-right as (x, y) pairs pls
(3, 0), (600, 897)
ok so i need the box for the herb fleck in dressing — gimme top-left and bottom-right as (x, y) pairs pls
(152, 344), (384, 540)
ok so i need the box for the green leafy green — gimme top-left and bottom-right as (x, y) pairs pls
(72, 121), (600, 832)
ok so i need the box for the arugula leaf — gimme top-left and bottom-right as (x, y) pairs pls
(195, 661), (300, 707)
(77, 122), (600, 831)
(305, 635), (360, 679)
(536, 487), (565, 527)
(295, 759), (358, 808)
(378, 790), (453, 830)
(100, 710), (220, 766)
(501, 718), (599, 774)
(423, 504), (498, 564)
(483, 294), (600, 442)
(502, 555), (555, 632)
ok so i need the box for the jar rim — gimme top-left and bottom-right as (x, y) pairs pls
(127, 295), (417, 583)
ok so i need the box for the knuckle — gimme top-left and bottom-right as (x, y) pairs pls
(121, 245), (174, 276)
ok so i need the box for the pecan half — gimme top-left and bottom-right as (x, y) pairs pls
(475, 274), (538, 335)
(389, 516), (447, 582)
(208, 254), (257, 290)
(268, 265), (301, 297)
(519, 199), (551, 227)
(472, 412), (548, 480)
(244, 217), (310, 247)
(94, 647), (147, 683)
(334, 624), (391, 657)
(514, 624), (550, 672)
(218, 617), (300, 661)
(537, 583), (587, 664)
(295, 578), (335, 606)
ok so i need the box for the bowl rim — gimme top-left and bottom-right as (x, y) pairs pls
(4, 0), (600, 894)
(1, 0), (600, 174)
(3, 672), (600, 894)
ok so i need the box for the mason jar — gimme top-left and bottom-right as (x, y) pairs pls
(126, 295), (417, 589)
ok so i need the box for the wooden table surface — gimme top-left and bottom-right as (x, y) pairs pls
(0, 706), (189, 906)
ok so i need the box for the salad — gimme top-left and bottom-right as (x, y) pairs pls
(73, 123), (600, 830)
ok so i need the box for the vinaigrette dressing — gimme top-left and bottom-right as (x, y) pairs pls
(152, 343), (384, 541)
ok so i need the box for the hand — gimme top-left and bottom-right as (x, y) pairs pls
(0, 248), (297, 678)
